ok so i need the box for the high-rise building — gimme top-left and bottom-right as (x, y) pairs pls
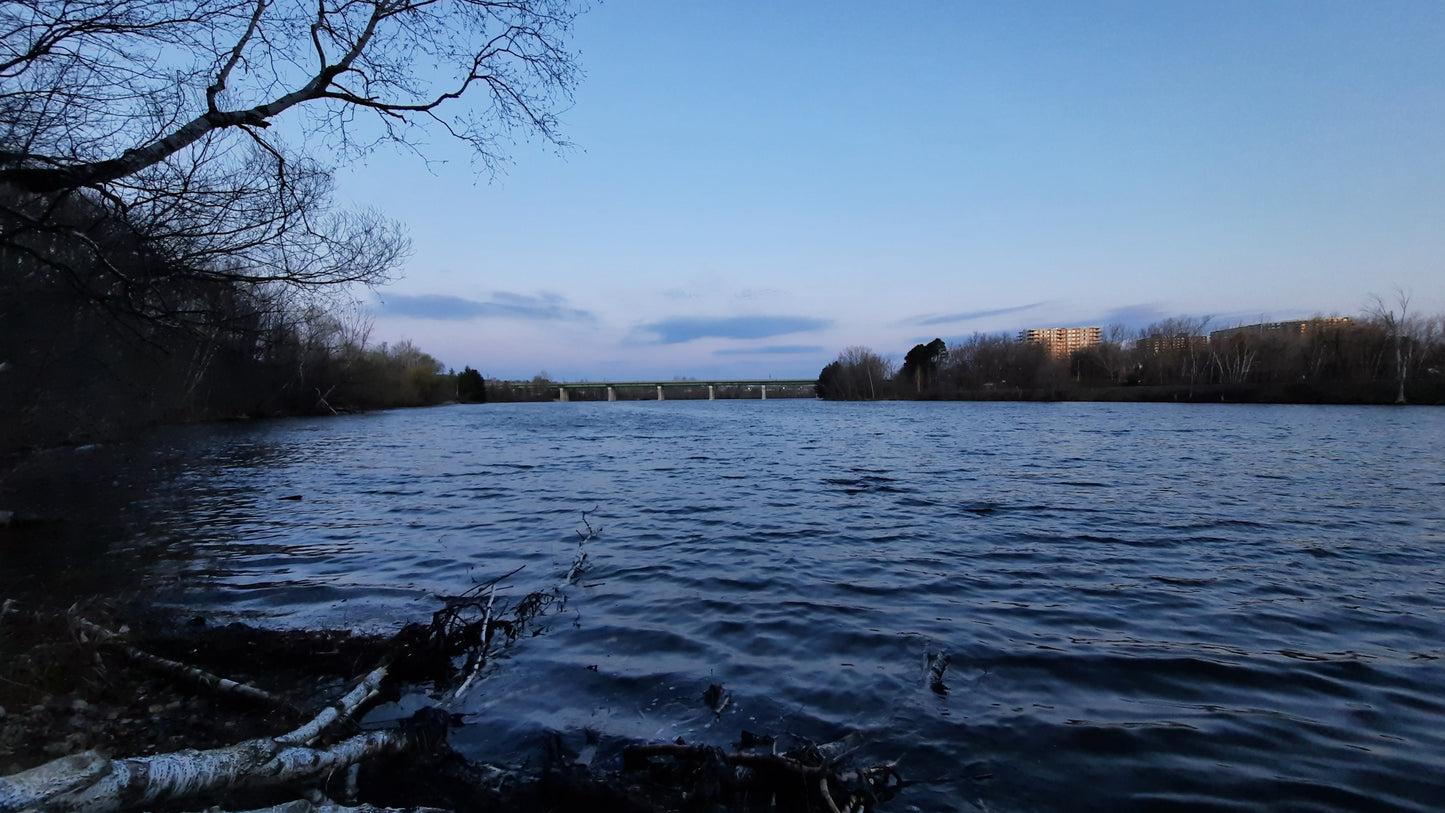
(1208, 317), (1353, 343)
(1137, 334), (1208, 355)
(1018, 326), (1102, 356)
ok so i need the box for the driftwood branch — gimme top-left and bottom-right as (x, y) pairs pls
(277, 664), (389, 746)
(221, 802), (449, 813)
(2, 512), (819, 813)
(446, 584), (496, 706)
(3, 620), (410, 813)
(0, 724), (435, 813)
(72, 617), (290, 710)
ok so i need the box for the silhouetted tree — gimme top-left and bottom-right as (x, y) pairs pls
(457, 367), (487, 403)
(899, 338), (947, 393)
(816, 346), (892, 400)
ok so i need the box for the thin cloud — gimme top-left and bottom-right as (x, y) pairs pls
(1094, 303), (1170, 329)
(713, 345), (825, 355)
(733, 287), (785, 301)
(906, 302), (1046, 327)
(375, 292), (595, 322)
(637, 315), (832, 345)
(1091, 304), (1222, 332)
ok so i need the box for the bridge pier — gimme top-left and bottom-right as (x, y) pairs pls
(558, 387), (569, 403)
(607, 386), (616, 402)
(761, 384), (767, 400)
(707, 385), (715, 400)
(656, 385), (664, 401)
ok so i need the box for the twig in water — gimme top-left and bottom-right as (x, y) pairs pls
(576, 505), (602, 541)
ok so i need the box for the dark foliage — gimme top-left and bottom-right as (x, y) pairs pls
(0, 186), (454, 453)
(899, 337), (947, 394)
(457, 367), (487, 403)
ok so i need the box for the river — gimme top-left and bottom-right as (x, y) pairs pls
(3, 401), (1443, 811)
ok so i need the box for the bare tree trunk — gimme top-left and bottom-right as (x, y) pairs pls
(1395, 334), (1407, 404)
(1371, 290), (1412, 404)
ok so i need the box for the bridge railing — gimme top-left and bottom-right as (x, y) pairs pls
(555, 380), (817, 402)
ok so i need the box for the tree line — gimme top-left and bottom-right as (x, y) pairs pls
(817, 305), (1445, 405)
(0, 185), (491, 452)
(1, 0), (582, 453)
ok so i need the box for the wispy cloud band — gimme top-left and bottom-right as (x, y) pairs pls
(906, 302), (1046, 327)
(637, 315), (831, 345)
(714, 345), (825, 355)
(376, 292), (595, 322)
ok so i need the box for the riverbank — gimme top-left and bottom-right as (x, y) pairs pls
(0, 604), (379, 776)
(0, 601), (900, 813)
(0, 603), (565, 811)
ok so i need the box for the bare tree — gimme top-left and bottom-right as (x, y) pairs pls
(839, 345), (893, 399)
(1, 0), (580, 189)
(2, 143), (408, 326)
(1369, 289), (1414, 404)
(817, 346), (893, 400)
(1, 0), (581, 292)
(1140, 316), (1210, 393)
(1097, 323), (1132, 384)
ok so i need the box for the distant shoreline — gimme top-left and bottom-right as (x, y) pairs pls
(822, 381), (1443, 406)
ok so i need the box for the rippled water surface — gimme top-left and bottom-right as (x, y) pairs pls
(7, 401), (1445, 811)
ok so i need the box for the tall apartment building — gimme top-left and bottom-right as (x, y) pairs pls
(1208, 317), (1353, 343)
(1137, 334), (1207, 355)
(1018, 326), (1102, 356)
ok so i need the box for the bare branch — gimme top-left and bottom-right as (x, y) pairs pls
(208, 0), (271, 112)
(1, 0), (581, 192)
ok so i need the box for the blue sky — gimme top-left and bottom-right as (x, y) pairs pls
(334, 1), (1444, 381)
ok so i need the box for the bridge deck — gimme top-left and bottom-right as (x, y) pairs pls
(559, 379), (816, 388)
(553, 379), (816, 402)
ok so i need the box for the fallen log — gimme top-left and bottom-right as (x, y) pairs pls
(72, 617), (290, 711)
(0, 724), (434, 813)
(0, 651), (435, 813)
(1, 546), (592, 813)
(221, 802), (448, 813)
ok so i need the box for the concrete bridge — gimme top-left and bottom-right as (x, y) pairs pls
(557, 379), (816, 402)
